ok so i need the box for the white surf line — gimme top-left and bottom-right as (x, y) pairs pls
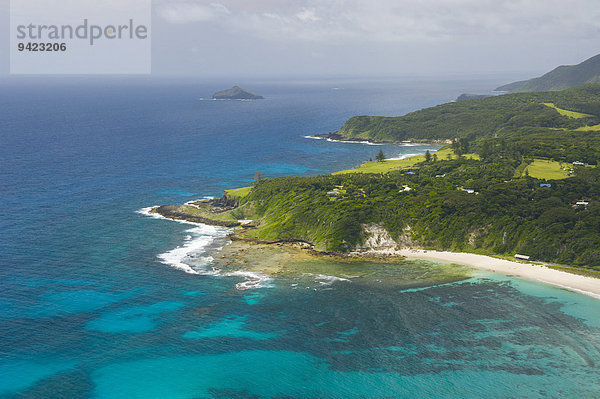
(138, 206), (270, 289)
(303, 135), (384, 146)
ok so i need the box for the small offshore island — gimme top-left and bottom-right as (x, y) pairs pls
(155, 60), (600, 298)
(212, 86), (264, 100)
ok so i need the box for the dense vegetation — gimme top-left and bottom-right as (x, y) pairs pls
(214, 84), (600, 270)
(237, 159), (600, 269)
(336, 84), (600, 160)
(497, 53), (600, 92)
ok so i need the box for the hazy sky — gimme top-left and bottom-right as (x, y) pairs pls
(2, 0), (600, 77)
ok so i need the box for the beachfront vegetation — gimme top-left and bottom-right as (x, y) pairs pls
(229, 84), (600, 269)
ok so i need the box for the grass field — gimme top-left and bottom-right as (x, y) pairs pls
(542, 103), (592, 119)
(225, 186), (252, 198)
(524, 159), (571, 180)
(574, 123), (600, 131)
(334, 148), (479, 175)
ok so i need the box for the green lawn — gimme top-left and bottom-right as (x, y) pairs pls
(225, 186), (252, 198)
(541, 103), (592, 119)
(574, 123), (600, 131)
(334, 148), (479, 175)
(524, 159), (570, 180)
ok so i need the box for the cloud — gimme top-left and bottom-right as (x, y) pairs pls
(154, 0), (600, 44)
(155, 1), (230, 24)
(296, 8), (319, 23)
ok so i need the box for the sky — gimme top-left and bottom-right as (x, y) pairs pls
(1, 0), (600, 78)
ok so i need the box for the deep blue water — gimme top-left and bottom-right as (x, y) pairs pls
(1, 76), (599, 398)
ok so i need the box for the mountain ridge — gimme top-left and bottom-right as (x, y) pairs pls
(496, 54), (600, 92)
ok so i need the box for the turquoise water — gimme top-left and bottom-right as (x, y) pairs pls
(1, 76), (599, 398)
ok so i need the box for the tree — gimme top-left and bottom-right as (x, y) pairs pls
(425, 150), (431, 162)
(253, 171), (264, 182)
(462, 139), (470, 154)
(375, 149), (386, 162)
(433, 153), (438, 162)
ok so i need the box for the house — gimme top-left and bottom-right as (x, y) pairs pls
(458, 187), (479, 195)
(574, 201), (590, 207)
(515, 254), (530, 261)
(399, 186), (412, 192)
(573, 161), (585, 166)
(540, 183), (551, 188)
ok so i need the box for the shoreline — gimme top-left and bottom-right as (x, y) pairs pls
(147, 207), (600, 299)
(308, 132), (451, 145)
(214, 238), (600, 299)
(390, 248), (600, 300)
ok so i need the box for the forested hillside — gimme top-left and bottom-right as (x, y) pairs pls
(235, 159), (600, 268)
(335, 84), (600, 151)
(497, 54), (600, 92)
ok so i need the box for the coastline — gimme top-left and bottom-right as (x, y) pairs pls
(392, 248), (600, 299)
(147, 205), (600, 299)
(308, 132), (451, 145)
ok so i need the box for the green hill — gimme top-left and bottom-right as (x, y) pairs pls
(496, 54), (600, 92)
(333, 84), (600, 152)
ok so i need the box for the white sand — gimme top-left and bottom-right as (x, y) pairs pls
(393, 249), (600, 299)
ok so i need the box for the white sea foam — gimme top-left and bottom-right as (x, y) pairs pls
(157, 224), (227, 275)
(303, 135), (383, 146)
(183, 197), (214, 209)
(302, 273), (351, 285)
(537, 280), (600, 300)
(137, 206), (229, 273)
(136, 206), (165, 220)
(138, 206), (271, 290)
(304, 135), (423, 148)
(315, 274), (351, 285)
(225, 271), (273, 290)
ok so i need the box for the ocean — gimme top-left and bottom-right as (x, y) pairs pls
(1, 76), (599, 398)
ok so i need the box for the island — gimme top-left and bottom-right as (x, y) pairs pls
(212, 86), (264, 100)
(154, 81), (600, 297)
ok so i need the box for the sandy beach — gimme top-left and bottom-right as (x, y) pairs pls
(216, 239), (599, 299)
(395, 249), (600, 300)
